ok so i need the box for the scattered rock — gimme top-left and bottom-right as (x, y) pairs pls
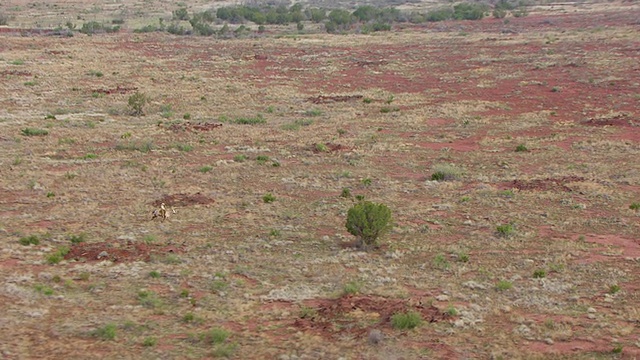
(463, 281), (487, 290)
(368, 329), (384, 344)
(435, 294), (450, 301)
(544, 338), (555, 345)
(587, 307), (597, 313)
(97, 251), (109, 259)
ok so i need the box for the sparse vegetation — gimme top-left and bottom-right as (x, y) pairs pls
(343, 280), (362, 295)
(515, 144), (529, 152)
(629, 202), (640, 211)
(46, 246), (70, 264)
(496, 223), (515, 238)
(391, 311), (422, 330)
(262, 192), (276, 203)
(496, 280), (513, 291)
(21, 128), (49, 136)
(430, 164), (462, 181)
(92, 323), (117, 341)
(19, 235), (40, 246)
(533, 269), (547, 279)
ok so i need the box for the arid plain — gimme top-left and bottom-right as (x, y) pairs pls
(1, 1), (639, 358)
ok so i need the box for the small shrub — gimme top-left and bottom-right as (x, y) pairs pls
(345, 201), (392, 249)
(496, 280), (513, 291)
(446, 305), (458, 316)
(19, 235), (40, 246)
(46, 246), (70, 264)
(183, 113), (191, 120)
(533, 269), (546, 278)
(629, 202), (640, 211)
(127, 92), (147, 116)
(457, 251), (470, 263)
(138, 290), (163, 308)
(391, 311), (422, 330)
(70, 233), (87, 244)
(340, 188), (352, 198)
(232, 114), (265, 125)
(92, 323), (117, 341)
(363, 97), (373, 104)
(430, 164), (462, 181)
(233, 154), (247, 162)
(34, 284), (54, 296)
(183, 312), (195, 323)
(282, 119), (313, 131)
(315, 143), (328, 152)
(175, 143), (193, 152)
(304, 109), (323, 117)
(142, 337), (157, 347)
(263, 193), (276, 203)
(256, 155), (269, 164)
(21, 128), (49, 136)
(515, 144), (529, 152)
(299, 305), (317, 319)
(149, 270), (161, 278)
(609, 284), (621, 294)
(46, 192), (55, 198)
(343, 281), (362, 295)
(201, 328), (229, 345)
(82, 153), (98, 160)
(496, 223), (515, 238)
(433, 254), (450, 270)
(612, 344), (623, 354)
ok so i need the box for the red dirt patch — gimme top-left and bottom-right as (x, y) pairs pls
(65, 241), (181, 263)
(308, 95), (363, 104)
(501, 176), (585, 192)
(153, 192), (215, 207)
(164, 121), (223, 133)
(293, 294), (450, 339)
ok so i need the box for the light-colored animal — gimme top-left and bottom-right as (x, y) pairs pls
(151, 203), (176, 222)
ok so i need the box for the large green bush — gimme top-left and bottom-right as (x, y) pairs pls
(345, 201), (392, 249)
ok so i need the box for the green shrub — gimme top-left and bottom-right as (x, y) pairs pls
(533, 269), (546, 278)
(115, 140), (153, 153)
(343, 281), (362, 295)
(496, 223), (515, 237)
(609, 284), (621, 294)
(340, 188), (352, 198)
(629, 202), (640, 211)
(201, 328), (229, 345)
(263, 193), (276, 203)
(256, 155), (269, 164)
(69, 233), (86, 244)
(142, 337), (157, 347)
(234, 154), (247, 162)
(127, 92), (147, 116)
(515, 144), (528, 152)
(199, 166), (213, 173)
(496, 280), (513, 291)
(19, 235), (40, 246)
(232, 115), (265, 125)
(92, 323), (117, 340)
(391, 311), (422, 330)
(46, 246), (70, 264)
(345, 201), (392, 249)
(430, 164), (462, 181)
(21, 128), (49, 136)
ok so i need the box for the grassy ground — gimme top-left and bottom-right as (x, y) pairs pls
(1, 1), (639, 359)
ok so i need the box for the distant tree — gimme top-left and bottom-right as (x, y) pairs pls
(172, 8), (189, 21)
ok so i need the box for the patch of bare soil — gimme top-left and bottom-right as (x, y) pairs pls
(65, 241), (181, 263)
(501, 176), (585, 192)
(0, 69), (32, 76)
(294, 294), (451, 339)
(152, 193), (215, 207)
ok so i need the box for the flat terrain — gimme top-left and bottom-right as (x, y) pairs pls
(1, 1), (639, 359)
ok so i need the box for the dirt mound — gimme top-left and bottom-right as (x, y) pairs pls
(294, 295), (450, 338)
(65, 241), (180, 263)
(583, 115), (637, 127)
(308, 95), (363, 104)
(153, 192), (215, 207)
(504, 176), (585, 192)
